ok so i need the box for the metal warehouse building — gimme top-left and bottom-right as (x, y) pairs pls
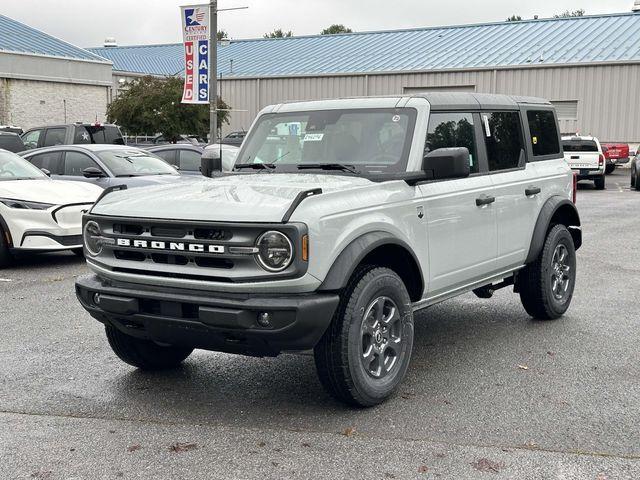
(0, 15), (113, 129)
(90, 11), (640, 145)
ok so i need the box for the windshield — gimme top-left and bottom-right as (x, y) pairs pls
(562, 140), (598, 152)
(96, 149), (179, 177)
(0, 150), (48, 181)
(236, 108), (417, 174)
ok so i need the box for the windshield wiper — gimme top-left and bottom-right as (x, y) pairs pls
(297, 163), (360, 174)
(234, 163), (277, 171)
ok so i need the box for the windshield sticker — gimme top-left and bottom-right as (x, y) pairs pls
(303, 133), (324, 142)
(392, 115), (401, 123)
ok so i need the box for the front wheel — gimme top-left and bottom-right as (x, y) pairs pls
(314, 266), (414, 407)
(594, 175), (605, 190)
(105, 326), (193, 370)
(519, 224), (576, 320)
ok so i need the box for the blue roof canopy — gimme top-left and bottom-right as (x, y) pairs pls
(88, 12), (640, 78)
(0, 14), (108, 62)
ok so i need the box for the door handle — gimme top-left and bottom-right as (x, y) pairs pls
(476, 195), (496, 207)
(525, 186), (541, 196)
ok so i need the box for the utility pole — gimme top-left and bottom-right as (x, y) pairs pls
(209, 0), (218, 144)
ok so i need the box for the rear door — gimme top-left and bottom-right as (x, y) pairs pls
(562, 138), (601, 170)
(481, 110), (539, 271)
(419, 111), (497, 297)
(24, 151), (63, 175)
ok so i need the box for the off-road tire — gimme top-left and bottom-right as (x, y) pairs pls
(0, 226), (12, 269)
(105, 326), (193, 370)
(519, 224), (576, 320)
(594, 175), (605, 190)
(314, 266), (414, 407)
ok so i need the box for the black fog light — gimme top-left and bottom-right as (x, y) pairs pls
(257, 312), (272, 327)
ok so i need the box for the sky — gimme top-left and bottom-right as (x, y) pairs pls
(0, 0), (635, 47)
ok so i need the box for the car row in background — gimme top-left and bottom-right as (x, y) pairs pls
(19, 145), (186, 189)
(0, 150), (102, 267)
(146, 143), (239, 174)
(21, 123), (124, 150)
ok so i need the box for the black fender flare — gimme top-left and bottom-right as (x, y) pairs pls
(0, 213), (12, 247)
(525, 196), (581, 264)
(318, 231), (425, 297)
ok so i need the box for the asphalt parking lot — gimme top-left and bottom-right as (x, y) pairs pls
(1, 169), (639, 480)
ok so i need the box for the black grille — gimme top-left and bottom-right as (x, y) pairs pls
(113, 224), (144, 235)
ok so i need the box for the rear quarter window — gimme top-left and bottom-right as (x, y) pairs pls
(527, 110), (560, 157)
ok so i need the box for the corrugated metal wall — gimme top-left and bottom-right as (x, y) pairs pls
(220, 63), (640, 143)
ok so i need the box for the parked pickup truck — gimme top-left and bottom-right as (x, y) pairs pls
(601, 142), (630, 174)
(76, 93), (581, 406)
(562, 136), (606, 190)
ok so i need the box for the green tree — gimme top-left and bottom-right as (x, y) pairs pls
(264, 28), (293, 38)
(506, 15), (523, 21)
(217, 30), (229, 41)
(554, 9), (585, 18)
(107, 76), (230, 142)
(321, 24), (353, 35)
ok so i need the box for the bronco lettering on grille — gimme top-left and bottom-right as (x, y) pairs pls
(116, 238), (225, 254)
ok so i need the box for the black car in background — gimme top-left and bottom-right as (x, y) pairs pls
(0, 132), (26, 153)
(21, 123), (124, 150)
(146, 144), (204, 176)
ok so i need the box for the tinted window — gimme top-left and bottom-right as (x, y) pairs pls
(153, 150), (177, 165)
(75, 126), (124, 145)
(0, 134), (25, 153)
(527, 110), (560, 157)
(43, 128), (67, 147)
(26, 151), (63, 174)
(22, 129), (43, 149)
(425, 112), (478, 173)
(64, 151), (99, 176)
(483, 112), (524, 171)
(562, 140), (598, 152)
(179, 149), (202, 171)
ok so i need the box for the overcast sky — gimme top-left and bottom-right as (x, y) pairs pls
(1, 0), (635, 47)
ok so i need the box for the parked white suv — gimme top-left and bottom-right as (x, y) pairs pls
(562, 135), (606, 190)
(75, 94), (581, 406)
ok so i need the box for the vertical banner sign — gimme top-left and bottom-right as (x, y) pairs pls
(181, 4), (210, 104)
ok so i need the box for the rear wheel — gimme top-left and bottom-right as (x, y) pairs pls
(314, 266), (414, 407)
(0, 226), (13, 269)
(105, 326), (193, 370)
(519, 225), (576, 320)
(630, 167), (636, 188)
(594, 175), (605, 190)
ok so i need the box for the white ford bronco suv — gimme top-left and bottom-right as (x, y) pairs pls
(76, 93), (581, 407)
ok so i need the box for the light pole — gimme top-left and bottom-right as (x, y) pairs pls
(209, 0), (218, 144)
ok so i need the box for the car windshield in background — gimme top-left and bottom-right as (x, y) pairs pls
(235, 108), (417, 174)
(562, 140), (598, 152)
(0, 151), (47, 180)
(96, 150), (179, 177)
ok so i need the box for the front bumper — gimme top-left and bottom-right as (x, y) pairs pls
(76, 274), (340, 357)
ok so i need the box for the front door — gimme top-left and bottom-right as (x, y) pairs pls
(419, 111), (497, 298)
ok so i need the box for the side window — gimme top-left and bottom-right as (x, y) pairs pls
(27, 152), (63, 174)
(153, 150), (177, 165)
(179, 149), (202, 171)
(527, 110), (560, 157)
(105, 127), (125, 145)
(63, 151), (99, 176)
(43, 128), (67, 147)
(22, 129), (43, 149)
(425, 112), (478, 173)
(483, 112), (524, 171)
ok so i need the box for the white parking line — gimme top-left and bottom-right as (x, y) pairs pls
(0, 278), (13, 282)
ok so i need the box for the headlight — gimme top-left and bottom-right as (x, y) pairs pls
(83, 221), (103, 257)
(255, 231), (293, 272)
(0, 198), (54, 210)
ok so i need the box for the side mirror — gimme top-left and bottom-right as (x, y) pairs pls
(82, 167), (106, 178)
(423, 147), (470, 180)
(201, 150), (223, 178)
(40, 168), (51, 177)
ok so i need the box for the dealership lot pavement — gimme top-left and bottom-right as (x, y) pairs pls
(2, 170), (639, 479)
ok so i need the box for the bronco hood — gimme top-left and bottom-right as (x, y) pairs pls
(91, 174), (374, 222)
